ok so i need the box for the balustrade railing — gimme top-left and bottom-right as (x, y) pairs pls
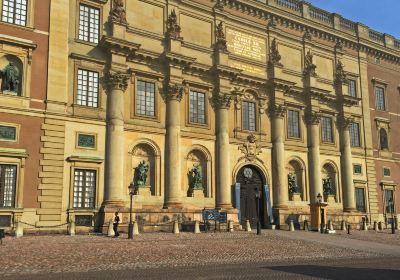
(369, 30), (384, 43)
(394, 40), (400, 49)
(309, 6), (332, 24)
(339, 18), (356, 32)
(275, 0), (301, 12)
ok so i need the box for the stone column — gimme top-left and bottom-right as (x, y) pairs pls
(270, 104), (288, 209)
(306, 111), (323, 204)
(104, 71), (130, 205)
(164, 84), (183, 208)
(339, 116), (356, 211)
(215, 94), (232, 209)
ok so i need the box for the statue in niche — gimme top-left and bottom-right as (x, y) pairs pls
(288, 173), (300, 194)
(189, 164), (203, 190)
(323, 176), (335, 196)
(135, 160), (149, 187)
(1, 62), (19, 93)
(111, 0), (127, 25)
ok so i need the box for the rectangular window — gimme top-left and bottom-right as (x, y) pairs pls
(321, 116), (333, 143)
(383, 168), (391, 177)
(243, 101), (256, 131)
(349, 122), (361, 147)
(348, 79), (357, 97)
(77, 69), (99, 108)
(78, 4), (100, 44)
(1, 0), (27, 26)
(136, 80), (155, 117)
(77, 133), (96, 149)
(73, 169), (96, 209)
(353, 164), (362, 175)
(287, 110), (300, 138)
(375, 87), (386, 111)
(0, 164), (17, 208)
(189, 90), (206, 124)
(384, 189), (395, 214)
(355, 188), (366, 212)
(0, 125), (17, 141)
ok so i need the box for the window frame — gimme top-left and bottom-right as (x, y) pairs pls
(348, 78), (357, 97)
(0, 163), (18, 208)
(320, 116), (334, 144)
(383, 187), (396, 215)
(355, 187), (366, 213)
(72, 168), (97, 209)
(188, 89), (207, 126)
(76, 132), (97, 150)
(353, 164), (362, 175)
(76, 1), (102, 45)
(383, 167), (391, 177)
(1, 0), (30, 27)
(0, 122), (19, 143)
(375, 86), (386, 111)
(75, 68), (100, 108)
(135, 79), (157, 118)
(242, 100), (257, 132)
(287, 109), (301, 139)
(379, 128), (389, 151)
(349, 122), (361, 147)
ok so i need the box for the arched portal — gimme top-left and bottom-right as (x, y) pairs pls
(236, 165), (266, 227)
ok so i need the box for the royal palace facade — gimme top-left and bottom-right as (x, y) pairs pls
(0, 0), (400, 233)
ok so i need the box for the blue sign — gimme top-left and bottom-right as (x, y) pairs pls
(264, 184), (274, 224)
(235, 183), (241, 221)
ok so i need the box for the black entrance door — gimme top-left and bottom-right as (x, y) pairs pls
(237, 166), (264, 227)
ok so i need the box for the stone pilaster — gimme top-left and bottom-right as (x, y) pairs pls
(214, 93), (232, 209)
(164, 83), (184, 208)
(104, 71), (130, 206)
(306, 110), (323, 203)
(269, 103), (288, 209)
(338, 115), (357, 212)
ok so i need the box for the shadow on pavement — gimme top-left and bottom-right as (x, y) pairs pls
(268, 265), (399, 280)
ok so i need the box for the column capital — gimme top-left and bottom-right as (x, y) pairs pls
(337, 114), (354, 129)
(165, 83), (184, 101)
(305, 110), (322, 125)
(268, 103), (287, 118)
(106, 71), (130, 92)
(212, 93), (232, 109)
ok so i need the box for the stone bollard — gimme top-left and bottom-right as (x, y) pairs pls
(363, 220), (368, 231)
(107, 219), (114, 237)
(68, 220), (76, 236)
(15, 221), (23, 238)
(133, 221), (139, 235)
(328, 220), (334, 231)
(245, 220), (252, 232)
(289, 220), (295, 232)
(228, 220), (234, 233)
(378, 221), (383, 231)
(374, 221), (379, 231)
(194, 220), (201, 234)
(396, 218), (400, 230)
(341, 220), (346, 231)
(347, 224), (351, 235)
(173, 220), (180, 234)
(303, 220), (309, 231)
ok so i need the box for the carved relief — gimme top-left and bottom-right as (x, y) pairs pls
(303, 30), (312, 42)
(164, 83), (184, 101)
(215, 22), (228, 52)
(212, 93), (232, 109)
(268, 103), (287, 118)
(269, 39), (283, 67)
(166, 9), (181, 40)
(239, 134), (262, 161)
(303, 50), (317, 77)
(106, 71), (130, 92)
(111, 0), (127, 25)
(335, 60), (347, 84)
(305, 111), (322, 125)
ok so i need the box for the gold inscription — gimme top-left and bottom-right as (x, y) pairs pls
(229, 61), (265, 76)
(227, 29), (266, 62)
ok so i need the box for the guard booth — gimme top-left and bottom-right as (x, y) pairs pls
(310, 202), (328, 231)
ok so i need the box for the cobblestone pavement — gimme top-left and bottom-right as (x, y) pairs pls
(334, 229), (400, 246)
(0, 230), (399, 279)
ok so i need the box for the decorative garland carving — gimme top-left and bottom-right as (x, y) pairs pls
(166, 10), (181, 40)
(215, 22), (228, 52)
(111, 0), (127, 25)
(106, 71), (130, 92)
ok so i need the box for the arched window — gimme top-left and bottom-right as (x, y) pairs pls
(379, 128), (389, 150)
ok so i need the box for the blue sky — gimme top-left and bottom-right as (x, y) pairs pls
(306, 0), (400, 38)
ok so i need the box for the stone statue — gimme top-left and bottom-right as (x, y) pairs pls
(166, 9), (181, 39)
(288, 173), (300, 194)
(269, 39), (282, 66)
(136, 160), (149, 186)
(215, 21), (227, 51)
(1, 62), (19, 93)
(323, 176), (335, 196)
(111, 0), (127, 25)
(335, 60), (347, 84)
(304, 50), (316, 77)
(190, 165), (203, 189)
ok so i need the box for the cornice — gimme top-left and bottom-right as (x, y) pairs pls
(99, 36), (140, 57)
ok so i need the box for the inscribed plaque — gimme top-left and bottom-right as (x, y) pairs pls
(226, 29), (266, 62)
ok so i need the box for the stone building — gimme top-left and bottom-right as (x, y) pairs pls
(0, 0), (399, 232)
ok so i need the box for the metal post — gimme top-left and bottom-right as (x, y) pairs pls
(347, 224), (351, 235)
(128, 192), (133, 239)
(391, 213), (396, 234)
(256, 195), (261, 235)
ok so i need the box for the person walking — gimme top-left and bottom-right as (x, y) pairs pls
(113, 212), (120, 237)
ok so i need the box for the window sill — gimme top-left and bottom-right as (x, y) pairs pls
(0, 21), (34, 32)
(0, 93), (30, 109)
(74, 38), (99, 48)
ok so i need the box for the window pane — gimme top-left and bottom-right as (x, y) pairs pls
(78, 4), (100, 43)
(349, 122), (360, 147)
(76, 69), (99, 108)
(73, 169), (96, 209)
(321, 117), (333, 143)
(189, 90), (205, 124)
(384, 189), (394, 214)
(348, 79), (357, 97)
(287, 110), (300, 138)
(355, 188), (365, 212)
(243, 101), (256, 131)
(375, 87), (386, 111)
(0, 164), (17, 207)
(136, 80), (155, 117)
(1, 0), (27, 26)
